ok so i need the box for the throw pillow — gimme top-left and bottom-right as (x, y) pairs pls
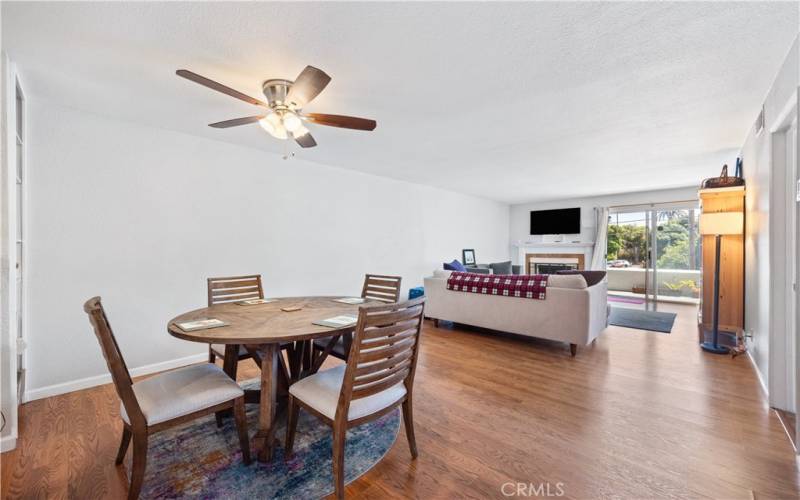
(443, 259), (467, 272)
(489, 261), (512, 275)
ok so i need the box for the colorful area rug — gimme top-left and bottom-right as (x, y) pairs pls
(128, 378), (400, 499)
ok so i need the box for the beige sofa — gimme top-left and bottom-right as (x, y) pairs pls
(423, 270), (608, 356)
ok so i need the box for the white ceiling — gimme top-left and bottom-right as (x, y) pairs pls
(2, 2), (797, 204)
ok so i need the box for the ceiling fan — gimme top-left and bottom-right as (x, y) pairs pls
(176, 66), (376, 149)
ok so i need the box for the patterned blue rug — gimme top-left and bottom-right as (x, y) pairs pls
(128, 378), (400, 499)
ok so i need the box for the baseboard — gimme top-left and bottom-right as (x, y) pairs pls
(23, 352), (207, 402)
(747, 350), (769, 398)
(0, 434), (17, 452)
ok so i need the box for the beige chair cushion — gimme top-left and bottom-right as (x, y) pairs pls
(121, 363), (243, 425)
(289, 364), (406, 421)
(211, 344), (250, 358)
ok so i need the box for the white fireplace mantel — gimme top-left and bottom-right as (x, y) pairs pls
(514, 242), (594, 249)
(513, 242), (595, 271)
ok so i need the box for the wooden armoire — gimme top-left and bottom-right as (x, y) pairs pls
(698, 186), (745, 340)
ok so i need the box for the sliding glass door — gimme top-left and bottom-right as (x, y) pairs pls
(607, 203), (700, 309)
(653, 209), (701, 304)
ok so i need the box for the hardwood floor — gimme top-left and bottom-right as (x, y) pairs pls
(2, 303), (799, 499)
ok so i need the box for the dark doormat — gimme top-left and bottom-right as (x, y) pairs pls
(608, 307), (677, 333)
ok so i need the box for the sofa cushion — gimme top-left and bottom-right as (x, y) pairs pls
(433, 269), (453, 279)
(465, 266), (492, 275)
(556, 270), (607, 287)
(443, 259), (466, 272)
(547, 274), (588, 289)
(489, 261), (513, 275)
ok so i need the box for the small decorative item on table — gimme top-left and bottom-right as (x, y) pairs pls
(408, 286), (424, 300)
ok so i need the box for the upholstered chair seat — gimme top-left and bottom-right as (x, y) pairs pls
(120, 363), (244, 425)
(286, 297), (425, 500)
(84, 296), (251, 500)
(289, 364), (406, 421)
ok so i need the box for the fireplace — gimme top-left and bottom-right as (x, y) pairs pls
(535, 263), (578, 274)
(526, 253), (585, 275)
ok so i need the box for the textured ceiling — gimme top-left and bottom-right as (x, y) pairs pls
(2, 2), (797, 203)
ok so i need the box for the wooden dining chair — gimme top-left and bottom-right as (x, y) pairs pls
(312, 274), (402, 362)
(84, 297), (251, 500)
(207, 274), (264, 371)
(286, 296), (424, 499)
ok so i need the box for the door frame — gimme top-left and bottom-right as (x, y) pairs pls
(1, 55), (27, 452)
(609, 201), (700, 308)
(767, 95), (798, 423)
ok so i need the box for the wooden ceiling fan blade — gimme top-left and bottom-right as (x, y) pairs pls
(176, 69), (267, 107)
(208, 116), (265, 128)
(294, 132), (317, 148)
(286, 66), (331, 108)
(305, 113), (376, 131)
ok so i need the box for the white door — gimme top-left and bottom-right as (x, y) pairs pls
(788, 119), (797, 416)
(14, 79), (25, 401)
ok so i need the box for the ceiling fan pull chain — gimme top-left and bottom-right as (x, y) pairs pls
(282, 140), (295, 161)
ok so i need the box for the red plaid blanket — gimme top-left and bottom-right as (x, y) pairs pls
(446, 272), (548, 300)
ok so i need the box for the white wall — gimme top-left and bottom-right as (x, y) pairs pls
(740, 36), (799, 404)
(23, 100), (509, 399)
(508, 186), (702, 266)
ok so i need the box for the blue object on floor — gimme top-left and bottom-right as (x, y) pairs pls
(701, 341), (729, 354)
(608, 306), (677, 333)
(409, 286), (424, 300)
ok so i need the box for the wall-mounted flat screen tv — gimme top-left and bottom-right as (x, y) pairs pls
(530, 208), (581, 235)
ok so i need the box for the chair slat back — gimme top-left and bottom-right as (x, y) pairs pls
(207, 274), (264, 306)
(361, 274), (402, 303)
(83, 297), (146, 427)
(337, 297), (425, 419)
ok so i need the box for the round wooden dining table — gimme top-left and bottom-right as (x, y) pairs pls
(167, 296), (381, 462)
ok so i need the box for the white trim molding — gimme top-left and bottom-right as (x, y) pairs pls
(0, 435), (17, 453)
(23, 352), (207, 402)
(748, 349), (770, 399)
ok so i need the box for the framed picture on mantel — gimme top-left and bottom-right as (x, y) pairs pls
(462, 249), (476, 266)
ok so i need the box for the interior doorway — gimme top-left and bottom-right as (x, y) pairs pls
(769, 109), (797, 450)
(607, 203), (701, 311)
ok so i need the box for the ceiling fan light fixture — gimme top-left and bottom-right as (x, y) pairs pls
(265, 111), (282, 127)
(259, 111), (289, 139)
(282, 111), (303, 132)
(258, 116), (276, 135)
(270, 122), (289, 140)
